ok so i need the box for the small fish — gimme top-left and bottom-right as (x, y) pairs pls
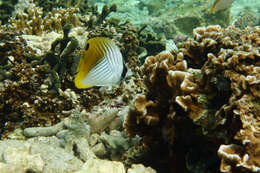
(209, 0), (235, 14)
(74, 37), (124, 89)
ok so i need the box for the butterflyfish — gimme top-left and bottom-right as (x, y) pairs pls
(209, 0), (235, 14)
(74, 37), (124, 89)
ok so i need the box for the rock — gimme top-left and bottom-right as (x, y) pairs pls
(7, 128), (26, 140)
(72, 138), (96, 161)
(127, 164), (157, 173)
(76, 158), (125, 173)
(99, 131), (134, 151)
(0, 143), (44, 173)
(89, 133), (99, 147)
(27, 136), (62, 147)
(91, 143), (107, 157)
(87, 107), (119, 133)
(109, 117), (123, 131)
(0, 140), (83, 173)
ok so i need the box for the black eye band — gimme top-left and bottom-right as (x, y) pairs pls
(85, 43), (90, 51)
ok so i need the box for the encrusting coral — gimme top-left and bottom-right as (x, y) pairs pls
(124, 25), (260, 173)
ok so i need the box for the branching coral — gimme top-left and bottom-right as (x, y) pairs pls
(5, 6), (81, 35)
(0, 30), (34, 66)
(124, 25), (260, 173)
(0, 61), (79, 138)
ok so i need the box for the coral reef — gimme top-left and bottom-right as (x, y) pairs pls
(97, 0), (260, 39)
(0, 0), (147, 140)
(195, 26), (260, 173)
(0, 23), (82, 138)
(0, 10), (145, 168)
(2, 0), (260, 172)
(0, 30), (30, 66)
(124, 25), (260, 172)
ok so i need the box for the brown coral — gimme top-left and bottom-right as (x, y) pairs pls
(0, 62), (76, 138)
(124, 25), (260, 173)
(188, 26), (260, 173)
(5, 7), (81, 35)
(0, 30), (34, 66)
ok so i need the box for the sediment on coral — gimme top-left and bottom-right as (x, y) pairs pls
(124, 25), (260, 173)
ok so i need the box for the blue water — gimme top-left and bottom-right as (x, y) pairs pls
(91, 0), (260, 38)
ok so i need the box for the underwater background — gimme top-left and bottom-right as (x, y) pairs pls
(0, 0), (260, 173)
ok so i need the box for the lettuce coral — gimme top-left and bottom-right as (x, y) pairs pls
(124, 25), (260, 173)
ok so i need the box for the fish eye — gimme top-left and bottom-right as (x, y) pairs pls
(85, 43), (90, 51)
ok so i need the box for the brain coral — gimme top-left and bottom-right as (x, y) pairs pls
(124, 25), (260, 173)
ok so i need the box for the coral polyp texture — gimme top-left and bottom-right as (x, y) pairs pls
(124, 25), (260, 172)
